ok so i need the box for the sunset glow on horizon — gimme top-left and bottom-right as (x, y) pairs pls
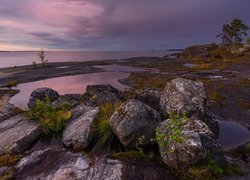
(0, 0), (250, 51)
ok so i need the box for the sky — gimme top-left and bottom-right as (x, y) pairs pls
(0, 0), (250, 51)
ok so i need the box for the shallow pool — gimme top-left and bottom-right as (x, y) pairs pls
(218, 120), (250, 149)
(10, 71), (129, 110)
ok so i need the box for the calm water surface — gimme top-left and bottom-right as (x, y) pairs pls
(10, 71), (129, 109)
(10, 65), (151, 109)
(0, 51), (172, 68)
(218, 120), (250, 149)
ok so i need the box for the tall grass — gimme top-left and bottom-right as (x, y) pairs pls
(91, 102), (122, 154)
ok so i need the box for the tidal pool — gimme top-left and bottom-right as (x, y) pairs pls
(10, 71), (129, 110)
(219, 120), (250, 149)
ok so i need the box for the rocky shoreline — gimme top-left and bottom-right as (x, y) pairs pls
(0, 44), (250, 179)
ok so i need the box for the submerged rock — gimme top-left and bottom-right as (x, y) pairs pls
(63, 106), (99, 150)
(82, 85), (121, 106)
(0, 114), (43, 155)
(110, 100), (161, 147)
(28, 88), (59, 109)
(158, 117), (222, 169)
(160, 78), (219, 136)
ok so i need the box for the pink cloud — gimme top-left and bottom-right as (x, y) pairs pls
(24, 0), (104, 27)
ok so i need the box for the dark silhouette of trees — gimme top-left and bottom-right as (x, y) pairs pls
(217, 19), (249, 45)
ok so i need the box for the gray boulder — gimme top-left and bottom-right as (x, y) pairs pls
(119, 89), (162, 110)
(28, 88), (59, 109)
(0, 114), (43, 155)
(63, 106), (99, 150)
(82, 85), (121, 106)
(158, 118), (222, 169)
(110, 100), (161, 147)
(134, 89), (162, 111)
(52, 95), (80, 109)
(160, 78), (219, 136)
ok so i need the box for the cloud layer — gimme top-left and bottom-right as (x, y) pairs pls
(0, 0), (249, 50)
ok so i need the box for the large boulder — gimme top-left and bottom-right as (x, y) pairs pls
(63, 106), (99, 150)
(134, 89), (162, 111)
(119, 89), (162, 111)
(110, 100), (161, 147)
(0, 114), (43, 155)
(52, 95), (80, 109)
(160, 78), (219, 136)
(28, 88), (59, 109)
(158, 117), (222, 169)
(82, 85), (121, 106)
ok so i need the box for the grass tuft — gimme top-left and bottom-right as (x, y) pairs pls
(91, 102), (122, 153)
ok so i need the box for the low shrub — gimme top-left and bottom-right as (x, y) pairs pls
(26, 96), (71, 136)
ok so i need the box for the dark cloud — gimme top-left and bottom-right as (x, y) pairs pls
(0, 0), (249, 50)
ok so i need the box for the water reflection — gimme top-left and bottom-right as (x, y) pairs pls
(10, 72), (129, 110)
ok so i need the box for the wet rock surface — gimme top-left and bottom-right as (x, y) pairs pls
(160, 78), (219, 136)
(0, 114), (43, 155)
(63, 106), (99, 150)
(110, 100), (161, 147)
(28, 87), (59, 109)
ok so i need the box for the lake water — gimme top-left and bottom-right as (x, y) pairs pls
(0, 51), (171, 68)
